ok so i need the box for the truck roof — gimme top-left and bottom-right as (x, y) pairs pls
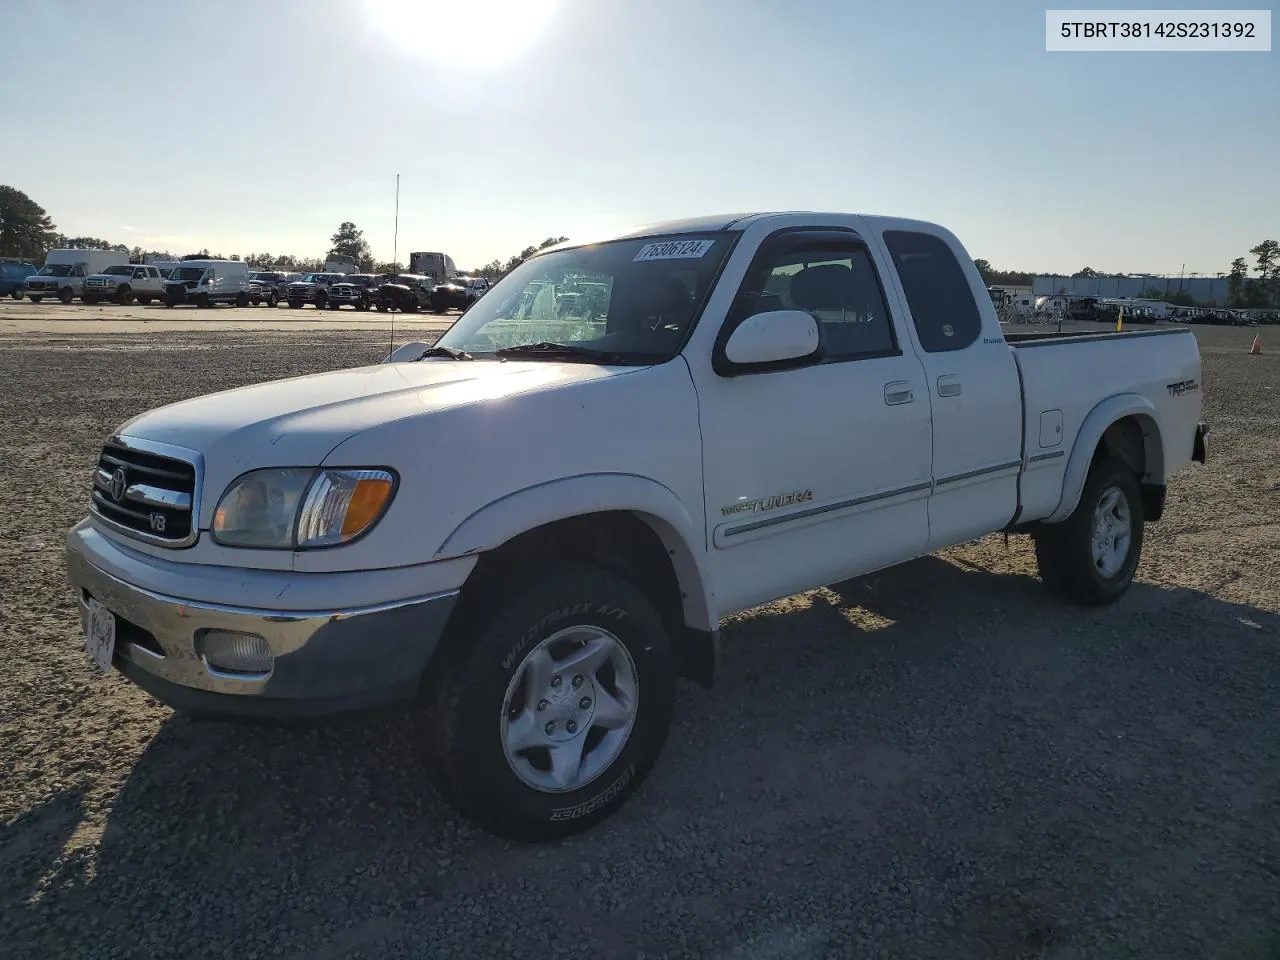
(542, 212), (954, 257)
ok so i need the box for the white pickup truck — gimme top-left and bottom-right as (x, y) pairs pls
(65, 212), (1207, 841)
(82, 264), (168, 305)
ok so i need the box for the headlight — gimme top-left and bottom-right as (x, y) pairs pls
(212, 467), (396, 549)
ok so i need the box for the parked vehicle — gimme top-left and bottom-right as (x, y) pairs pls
(376, 273), (435, 312)
(407, 251), (458, 284)
(430, 275), (489, 313)
(24, 249), (131, 303)
(324, 255), (361, 275)
(63, 212), (1208, 843)
(0, 258), (36, 300)
(285, 272), (346, 309)
(83, 264), (168, 305)
(163, 259), (252, 308)
(248, 271), (297, 307)
(326, 274), (385, 311)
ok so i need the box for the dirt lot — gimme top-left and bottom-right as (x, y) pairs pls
(1, 318), (1277, 959)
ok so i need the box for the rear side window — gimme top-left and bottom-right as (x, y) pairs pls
(883, 230), (981, 353)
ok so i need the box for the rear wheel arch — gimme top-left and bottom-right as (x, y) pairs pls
(1047, 395), (1162, 524)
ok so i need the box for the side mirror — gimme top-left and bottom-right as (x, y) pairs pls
(722, 309), (821, 370)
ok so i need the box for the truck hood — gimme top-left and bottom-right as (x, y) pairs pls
(115, 359), (638, 500)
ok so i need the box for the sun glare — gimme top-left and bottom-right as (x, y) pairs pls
(364, 0), (562, 66)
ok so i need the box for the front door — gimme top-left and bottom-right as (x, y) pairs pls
(692, 227), (935, 616)
(877, 228), (1024, 549)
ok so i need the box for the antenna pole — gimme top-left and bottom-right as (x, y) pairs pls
(389, 173), (400, 358)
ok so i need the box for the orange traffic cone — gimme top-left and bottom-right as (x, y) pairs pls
(1250, 334), (1262, 355)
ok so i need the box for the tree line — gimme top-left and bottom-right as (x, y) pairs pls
(0, 185), (567, 281)
(3, 184), (1274, 306)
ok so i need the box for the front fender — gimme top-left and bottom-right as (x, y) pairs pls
(436, 473), (718, 632)
(1046, 393), (1158, 524)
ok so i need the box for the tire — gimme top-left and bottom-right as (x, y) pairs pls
(59, 287), (74, 304)
(315, 294), (327, 309)
(30, 296), (43, 303)
(288, 299), (302, 309)
(419, 562), (676, 842)
(9, 289), (23, 301)
(196, 293), (211, 309)
(235, 292), (250, 308)
(138, 295), (152, 306)
(1034, 455), (1144, 606)
(116, 286), (134, 306)
(83, 294), (100, 305)
(267, 292), (278, 308)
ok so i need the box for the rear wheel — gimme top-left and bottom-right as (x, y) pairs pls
(288, 299), (302, 309)
(196, 293), (212, 309)
(235, 292), (250, 307)
(83, 294), (100, 305)
(138, 295), (152, 305)
(1034, 455), (1144, 606)
(29, 295), (43, 303)
(267, 291), (278, 307)
(9, 289), (23, 301)
(418, 562), (676, 842)
(59, 287), (74, 304)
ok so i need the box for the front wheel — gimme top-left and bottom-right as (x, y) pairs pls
(418, 562), (676, 842)
(137, 295), (152, 305)
(1034, 455), (1144, 606)
(58, 287), (74, 304)
(235, 292), (250, 307)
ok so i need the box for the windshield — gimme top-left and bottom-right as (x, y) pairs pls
(435, 233), (734, 362)
(102, 265), (134, 275)
(169, 267), (206, 282)
(38, 264), (73, 277)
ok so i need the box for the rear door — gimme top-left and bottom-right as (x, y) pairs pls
(876, 227), (1023, 549)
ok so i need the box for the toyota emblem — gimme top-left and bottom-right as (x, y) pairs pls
(110, 468), (127, 502)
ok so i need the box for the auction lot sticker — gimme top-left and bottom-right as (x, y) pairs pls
(633, 239), (716, 262)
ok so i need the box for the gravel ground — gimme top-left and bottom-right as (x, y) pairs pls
(1, 321), (1277, 960)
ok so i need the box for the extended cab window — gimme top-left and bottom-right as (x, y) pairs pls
(882, 230), (982, 353)
(730, 232), (897, 361)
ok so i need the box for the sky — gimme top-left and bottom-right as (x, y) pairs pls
(0, 0), (1275, 276)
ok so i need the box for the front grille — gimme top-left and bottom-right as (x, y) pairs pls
(90, 440), (200, 547)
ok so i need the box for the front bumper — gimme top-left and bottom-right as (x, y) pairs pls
(66, 526), (460, 721)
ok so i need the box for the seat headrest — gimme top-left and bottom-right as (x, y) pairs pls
(789, 263), (855, 311)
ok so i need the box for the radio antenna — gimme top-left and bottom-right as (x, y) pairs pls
(388, 172), (400, 358)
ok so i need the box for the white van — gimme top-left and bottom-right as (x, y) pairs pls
(24, 249), (131, 303)
(162, 259), (252, 308)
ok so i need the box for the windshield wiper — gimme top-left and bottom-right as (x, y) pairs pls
(492, 341), (623, 363)
(417, 345), (474, 360)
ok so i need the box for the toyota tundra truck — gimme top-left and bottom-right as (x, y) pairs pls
(64, 212), (1208, 842)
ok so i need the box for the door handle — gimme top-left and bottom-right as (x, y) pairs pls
(884, 381), (914, 405)
(937, 375), (962, 398)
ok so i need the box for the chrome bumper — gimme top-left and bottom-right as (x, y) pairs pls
(66, 540), (459, 720)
